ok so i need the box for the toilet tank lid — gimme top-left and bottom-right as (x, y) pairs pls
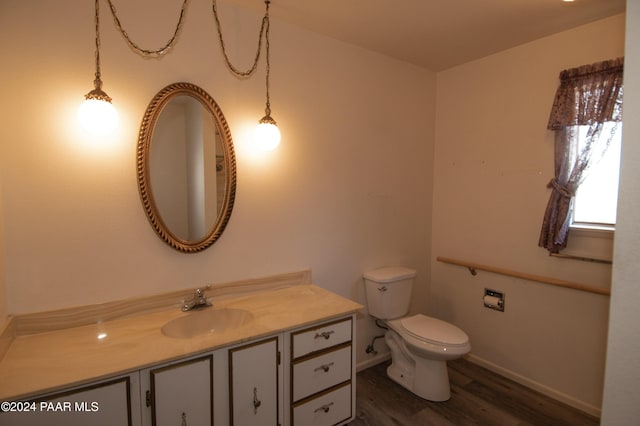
(363, 266), (417, 283)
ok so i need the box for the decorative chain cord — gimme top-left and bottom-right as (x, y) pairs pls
(101, 0), (273, 113)
(93, 0), (102, 80)
(211, 0), (270, 79)
(105, 0), (189, 57)
(103, 0), (270, 82)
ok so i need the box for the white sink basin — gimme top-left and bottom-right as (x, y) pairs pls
(161, 308), (253, 339)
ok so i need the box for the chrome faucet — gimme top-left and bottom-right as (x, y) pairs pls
(182, 286), (212, 311)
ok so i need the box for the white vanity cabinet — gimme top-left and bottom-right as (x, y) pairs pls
(140, 354), (213, 426)
(286, 316), (356, 426)
(2, 314), (357, 426)
(138, 336), (284, 426)
(0, 373), (141, 426)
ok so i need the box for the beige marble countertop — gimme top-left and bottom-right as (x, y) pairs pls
(0, 284), (362, 400)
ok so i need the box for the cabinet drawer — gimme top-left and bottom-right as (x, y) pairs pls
(292, 318), (352, 359)
(292, 345), (351, 402)
(292, 383), (352, 426)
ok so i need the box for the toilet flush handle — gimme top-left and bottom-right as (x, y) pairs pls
(378, 286), (388, 292)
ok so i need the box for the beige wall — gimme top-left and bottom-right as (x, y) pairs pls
(0, 0), (435, 363)
(0, 181), (6, 329)
(431, 14), (625, 415)
(602, 3), (640, 424)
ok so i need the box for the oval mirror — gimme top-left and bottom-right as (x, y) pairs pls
(137, 82), (236, 253)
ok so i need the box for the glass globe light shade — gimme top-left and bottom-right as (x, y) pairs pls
(254, 115), (281, 151)
(78, 98), (119, 136)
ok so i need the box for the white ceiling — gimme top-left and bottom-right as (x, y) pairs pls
(227, 0), (626, 71)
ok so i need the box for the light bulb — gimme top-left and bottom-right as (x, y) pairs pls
(254, 116), (281, 151)
(78, 98), (119, 136)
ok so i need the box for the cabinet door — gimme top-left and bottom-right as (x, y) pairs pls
(1, 374), (137, 426)
(229, 337), (280, 426)
(145, 355), (213, 426)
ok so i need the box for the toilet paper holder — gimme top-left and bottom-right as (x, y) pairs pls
(484, 288), (505, 312)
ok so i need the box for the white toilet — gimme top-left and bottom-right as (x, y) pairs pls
(363, 266), (471, 402)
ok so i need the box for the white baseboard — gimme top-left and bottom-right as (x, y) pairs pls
(466, 354), (601, 418)
(356, 352), (391, 373)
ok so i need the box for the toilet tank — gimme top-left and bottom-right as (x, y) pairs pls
(363, 266), (416, 319)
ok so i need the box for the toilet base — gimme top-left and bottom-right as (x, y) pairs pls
(385, 329), (452, 402)
(387, 360), (414, 392)
(413, 357), (451, 401)
(387, 357), (451, 402)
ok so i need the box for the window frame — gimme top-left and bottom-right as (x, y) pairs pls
(569, 122), (622, 232)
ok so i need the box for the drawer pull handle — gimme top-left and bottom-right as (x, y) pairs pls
(315, 330), (335, 340)
(181, 412), (187, 426)
(314, 362), (335, 373)
(314, 402), (334, 414)
(253, 387), (262, 414)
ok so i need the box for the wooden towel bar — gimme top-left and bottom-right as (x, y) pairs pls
(436, 256), (610, 296)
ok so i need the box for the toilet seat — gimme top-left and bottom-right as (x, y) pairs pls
(399, 314), (469, 347)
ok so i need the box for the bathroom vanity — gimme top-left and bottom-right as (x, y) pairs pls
(0, 271), (362, 426)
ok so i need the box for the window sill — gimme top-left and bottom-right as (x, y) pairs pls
(569, 223), (614, 238)
(563, 224), (614, 263)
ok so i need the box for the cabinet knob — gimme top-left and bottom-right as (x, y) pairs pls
(181, 412), (187, 426)
(314, 362), (335, 373)
(314, 330), (335, 340)
(314, 402), (334, 414)
(253, 387), (262, 414)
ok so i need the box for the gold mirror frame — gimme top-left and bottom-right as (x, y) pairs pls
(137, 82), (237, 253)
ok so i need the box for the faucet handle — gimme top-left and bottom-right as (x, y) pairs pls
(195, 285), (211, 296)
(195, 284), (211, 296)
(182, 285), (213, 311)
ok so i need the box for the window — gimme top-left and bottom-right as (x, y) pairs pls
(538, 57), (623, 253)
(572, 123), (622, 229)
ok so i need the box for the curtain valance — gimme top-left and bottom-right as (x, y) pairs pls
(547, 57), (624, 130)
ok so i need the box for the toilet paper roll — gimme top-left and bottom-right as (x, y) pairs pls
(483, 295), (502, 307)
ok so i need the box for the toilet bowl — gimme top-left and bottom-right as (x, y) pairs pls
(363, 267), (471, 402)
(388, 314), (471, 360)
(385, 314), (470, 401)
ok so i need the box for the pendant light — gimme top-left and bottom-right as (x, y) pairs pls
(213, 0), (281, 150)
(81, 0), (279, 145)
(253, 0), (281, 151)
(78, 0), (118, 136)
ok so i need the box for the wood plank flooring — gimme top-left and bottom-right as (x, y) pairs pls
(349, 358), (600, 426)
